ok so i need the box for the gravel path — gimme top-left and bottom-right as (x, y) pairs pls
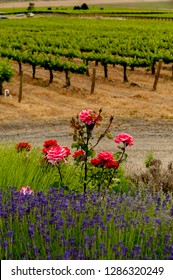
(1, 118), (173, 173)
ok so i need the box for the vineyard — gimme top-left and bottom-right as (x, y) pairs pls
(0, 16), (173, 87)
(0, 13), (172, 125)
(1, 3), (173, 262)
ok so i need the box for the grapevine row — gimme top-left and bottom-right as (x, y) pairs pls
(0, 17), (173, 83)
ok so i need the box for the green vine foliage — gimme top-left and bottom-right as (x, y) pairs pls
(0, 59), (14, 94)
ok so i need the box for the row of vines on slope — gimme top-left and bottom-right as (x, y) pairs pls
(0, 17), (173, 86)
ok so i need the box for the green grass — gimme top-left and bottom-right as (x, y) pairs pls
(100, 1), (173, 10)
(0, 144), (76, 192)
(0, 143), (131, 193)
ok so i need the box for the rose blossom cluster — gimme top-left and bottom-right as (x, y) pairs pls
(91, 151), (119, 169)
(42, 140), (71, 165)
(16, 142), (31, 152)
(79, 109), (102, 126)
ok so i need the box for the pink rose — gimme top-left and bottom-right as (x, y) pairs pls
(19, 186), (34, 195)
(79, 109), (100, 125)
(114, 133), (134, 146)
(46, 145), (71, 165)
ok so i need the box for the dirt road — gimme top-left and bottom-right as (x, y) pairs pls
(1, 117), (173, 173)
(0, 0), (171, 9)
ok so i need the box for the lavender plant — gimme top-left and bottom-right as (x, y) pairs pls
(0, 187), (173, 260)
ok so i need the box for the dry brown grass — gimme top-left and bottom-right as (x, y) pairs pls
(131, 159), (173, 193)
(1, 61), (173, 124)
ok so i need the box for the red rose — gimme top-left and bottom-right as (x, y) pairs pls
(16, 142), (31, 152)
(104, 159), (119, 169)
(90, 158), (100, 167)
(64, 147), (71, 157)
(91, 151), (119, 169)
(42, 139), (58, 154)
(73, 150), (85, 161)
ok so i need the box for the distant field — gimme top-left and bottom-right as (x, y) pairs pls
(0, 1), (172, 10)
(0, 1), (173, 18)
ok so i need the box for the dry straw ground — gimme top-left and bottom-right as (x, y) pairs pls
(1, 61), (173, 122)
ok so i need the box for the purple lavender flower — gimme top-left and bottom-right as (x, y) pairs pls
(170, 206), (173, 217)
(130, 245), (142, 258)
(63, 250), (71, 260)
(100, 242), (106, 256)
(3, 240), (8, 250)
(164, 234), (171, 242)
(84, 234), (90, 250)
(33, 246), (39, 257)
(28, 224), (35, 238)
(155, 218), (162, 226)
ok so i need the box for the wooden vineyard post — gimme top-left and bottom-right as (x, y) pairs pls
(18, 70), (23, 103)
(123, 64), (128, 82)
(153, 61), (162, 91)
(90, 67), (96, 94)
(65, 70), (70, 87)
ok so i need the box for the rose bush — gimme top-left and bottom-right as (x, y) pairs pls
(14, 110), (133, 193)
(71, 108), (133, 192)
